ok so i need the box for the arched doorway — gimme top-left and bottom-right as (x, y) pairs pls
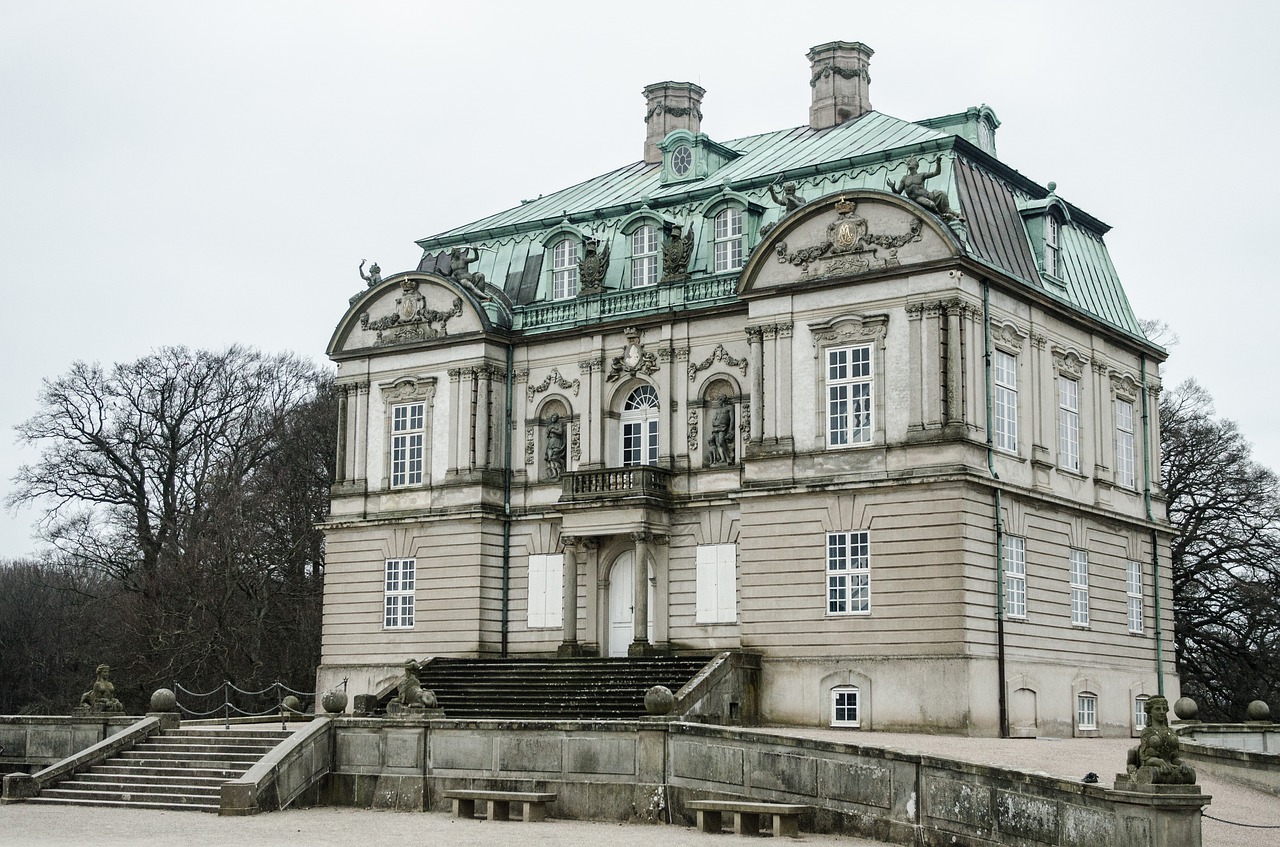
(607, 551), (655, 656)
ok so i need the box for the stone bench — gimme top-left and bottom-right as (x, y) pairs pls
(686, 799), (812, 838)
(443, 789), (557, 822)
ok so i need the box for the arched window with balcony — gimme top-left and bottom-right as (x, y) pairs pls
(621, 385), (660, 466)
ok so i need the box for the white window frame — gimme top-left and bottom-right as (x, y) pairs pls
(827, 531), (870, 615)
(383, 558), (416, 629)
(826, 344), (873, 448)
(621, 384), (660, 466)
(552, 238), (580, 300)
(390, 402), (425, 487)
(1116, 399), (1136, 489)
(831, 686), (861, 727)
(1134, 695), (1149, 731)
(630, 225), (659, 288)
(527, 554), (564, 629)
(1070, 549), (1089, 627)
(1058, 376), (1080, 471)
(993, 350), (1018, 453)
(695, 543), (737, 624)
(712, 207), (743, 273)
(1127, 559), (1144, 634)
(1003, 535), (1026, 619)
(1077, 692), (1097, 730)
(1044, 215), (1060, 276)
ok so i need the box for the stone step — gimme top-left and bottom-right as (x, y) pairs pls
(165, 729), (293, 741)
(133, 740), (279, 754)
(28, 794), (219, 813)
(74, 772), (230, 789)
(52, 779), (222, 798)
(91, 763), (248, 780)
(118, 749), (261, 762)
(36, 786), (221, 805)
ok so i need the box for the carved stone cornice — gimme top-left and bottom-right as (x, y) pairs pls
(1030, 332), (1049, 351)
(808, 312), (890, 357)
(527, 367), (581, 402)
(689, 344), (749, 381)
(578, 357), (603, 373)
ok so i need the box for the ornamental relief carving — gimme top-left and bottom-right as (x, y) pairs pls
(773, 196), (923, 280)
(808, 313), (890, 358)
(1110, 371), (1140, 401)
(687, 409), (699, 452)
(359, 279), (463, 346)
(527, 368), (581, 402)
(1052, 346), (1089, 379)
(688, 344), (748, 381)
(606, 327), (660, 382)
(381, 377), (437, 405)
(989, 319), (1029, 353)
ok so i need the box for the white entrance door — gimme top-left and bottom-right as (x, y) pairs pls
(607, 552), (655, 657)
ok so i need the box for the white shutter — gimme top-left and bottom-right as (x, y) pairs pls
(696, 545), (717, 623)
(528, 555), (547, 628)
(716, 545), (737, 623)
(546, 554), (563, 628)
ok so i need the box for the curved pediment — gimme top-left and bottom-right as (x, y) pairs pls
(739, 190), (963, 297)
(328, 272), (490, 356)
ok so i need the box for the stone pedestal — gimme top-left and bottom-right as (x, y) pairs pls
(1109, 779), (1211, 847)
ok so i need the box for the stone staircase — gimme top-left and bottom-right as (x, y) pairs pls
(27, 726), (292, 812)
(415, 655), (714, 720)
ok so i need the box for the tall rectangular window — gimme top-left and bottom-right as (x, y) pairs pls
(993, 350), (1018, 453)
(527, 554), (564, 629)
(1134, 695), (1149, 730)
(391, 402), (425, 487)
(384, 558), (416, 629)
(631, 225), (659, 288)
(713, 208), (743, 272)
(695, 544), (737, 624)
(1003, 535), (1027, 619)
(1116, 399), (1136, 489)
(1044, 216), (1060, 276)
(827, 345), (873, 447)
(1070, 549), (1089, 626)
(1127, 559), (1144, 634)
(827, 531), (870, 615)
(552, 238), (580, 299)
(1077, 693), (1097, 730)
(1058, 377), (1080, 471)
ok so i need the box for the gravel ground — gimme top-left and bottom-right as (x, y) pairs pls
(1, 729), (1275, 846)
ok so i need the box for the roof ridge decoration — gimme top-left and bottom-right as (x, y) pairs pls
(888, 155), (963, 222)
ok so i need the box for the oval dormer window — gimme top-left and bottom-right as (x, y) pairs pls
(671, 144), (693, 177)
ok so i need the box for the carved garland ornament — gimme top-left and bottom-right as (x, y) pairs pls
(527, 368), (581, 402)
(810, 64), (870, 86)
(688, 344), (748, 381)
(774, 196), (922, 280)
(360, 279), (463, 346)
(687, 409), (699, 452)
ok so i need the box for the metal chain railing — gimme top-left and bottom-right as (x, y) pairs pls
(173, 680), (327, 728)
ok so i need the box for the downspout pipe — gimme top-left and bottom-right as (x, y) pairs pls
(1140, 355), (1165, 697)
(983, 280), (1009, 738)
(501, 341), (515, 657)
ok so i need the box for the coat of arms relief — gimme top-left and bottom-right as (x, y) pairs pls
(773, 196), (923, 279)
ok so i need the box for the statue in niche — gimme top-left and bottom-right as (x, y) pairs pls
(448, 246), (493, 301)
(577, 237), (611, 295)
(359, 259), (383, 288)
(888, 156), (961, 221)
(706, 396), (736, 465)
(77, 664), (123, 713)
(661, 224), (695, 281)
(1125, 696), (1196, 785)
(394, 659), (438, 710)
(768, 181), (807, 213)
(544, 413), (567, 481)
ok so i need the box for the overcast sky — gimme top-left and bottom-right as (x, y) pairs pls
(1, 1), (1274, 558)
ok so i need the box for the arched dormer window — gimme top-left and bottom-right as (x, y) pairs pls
(713, 208), (744, 272)
(1044, 214), (1060, 277)
(621, 385), (660, 466)
(1019, 183), (1070, 283)
(631, 224), (659, 287)
(552, 238), (580, 300)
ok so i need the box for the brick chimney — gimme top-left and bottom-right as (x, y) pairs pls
(807, 41), (873, 130)
(643, 81), (705, 164)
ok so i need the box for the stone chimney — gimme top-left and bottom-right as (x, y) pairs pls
(643, 81), (705, 164)
(807, 41), (874, 130)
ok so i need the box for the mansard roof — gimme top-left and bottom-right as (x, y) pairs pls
(409, 109), (1146, 342)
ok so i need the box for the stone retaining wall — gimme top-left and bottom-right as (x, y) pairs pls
(0, 715), (138, 774)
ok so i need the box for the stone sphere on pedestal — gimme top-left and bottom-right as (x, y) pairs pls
(1173, 696), (1198, 721)
(282, 695), (303, 714)
(149, 688), (177, 712)
(644, 685), (675, 715)
(1246, 699), (1271, 721)
(321, 688), (349, 714)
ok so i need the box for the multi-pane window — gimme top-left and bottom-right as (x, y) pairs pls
(1077, 693), (1097, 730)
(1127, 559), (1144, 634)
(827, 345), (873, 447)
(1044, 216), (1060, 276)
(827, 531), (870, 615)
(527, 554), (564, 629)
(695, 543), (737, 624)
(1134, 695), (1149, 730)
(391, 402), (425, 487)
(552, 238), (580, 300)
(1116, 399), (1136, 489)
(621, 384), (660, 466)
(713, 208), (744, 272)
(384, 558), (416, 628)
(993, 350), (1018, 453)
(831, 687), (861, 727)
(1058, 377), (1080, 471)
(631, 225), (659, 288)
(1003, 535), (1027, 619)
(1070, 549), (1089, 626)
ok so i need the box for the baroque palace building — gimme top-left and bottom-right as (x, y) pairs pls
(320, 41), (1174, 737)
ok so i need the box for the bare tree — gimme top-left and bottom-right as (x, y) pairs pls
(1161, 379), (1280, 718)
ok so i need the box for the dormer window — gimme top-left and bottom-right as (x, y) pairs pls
(631, 225), (659, 287)
(671, 145), (693, 177)
(1044, 215), (1060, 277)
(552, 238), (580, 299)
(713, 208), (744, 272)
